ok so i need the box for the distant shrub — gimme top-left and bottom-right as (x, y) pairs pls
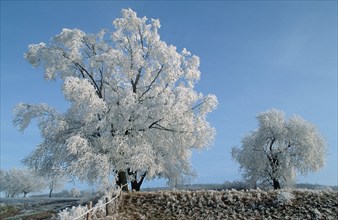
(296, 183), (335, 191)
(70, 188), (81, 198)
(221, 181), (251, 190)
(330, 186), (338, 191)
(144, 181), (253, 192)
(57, 204), (88, 220)
(80, 190), (96, 198)
(56, 198), (107, 220)
(55, 190), (70, 198)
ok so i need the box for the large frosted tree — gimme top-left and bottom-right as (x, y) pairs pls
(232, 109), (326, 189)
(14, 9), (217, 191)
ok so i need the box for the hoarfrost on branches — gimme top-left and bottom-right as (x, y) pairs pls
(57, 205), (88, 220)
(14, 8), (217, 191)
(0, 168), (46, 197)
(70, 187), (81, 198)
(232, 109), (326, 189)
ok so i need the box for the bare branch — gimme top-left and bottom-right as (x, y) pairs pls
(140, 65), (164, 98)
(73, 62), (103, 98)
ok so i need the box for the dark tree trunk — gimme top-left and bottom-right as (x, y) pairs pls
(130, 172), (146, 191)
(131, 180), (140, 191)
(273, 178), (281, 189)
(49, 188), (53, 198)
(268, 152), (281, 190)
(116, 170), (147, 192)
(116, 170), (129, 192)
(23, 192), (27, 198)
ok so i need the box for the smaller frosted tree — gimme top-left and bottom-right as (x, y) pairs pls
(232, 109), (326, 189)
(70, 187), (81, 198)
(19, 169), (46, 197)
(46, 175), (66, 198)
(0, 168), (46, 197)
(0, 169), (10, 197)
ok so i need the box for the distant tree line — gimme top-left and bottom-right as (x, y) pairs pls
(0, 168), (103, 198)
(0, 168), (45, 197)
(0, 168), (65, 198)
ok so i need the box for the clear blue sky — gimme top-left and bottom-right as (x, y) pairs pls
(1, 1), (337, 189)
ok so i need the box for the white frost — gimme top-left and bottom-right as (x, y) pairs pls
(15, 8), (218, 188)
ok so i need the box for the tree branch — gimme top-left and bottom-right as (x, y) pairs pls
(138, 171), (147, 186)
(74, 62), (103, 98)
(148, 118), (163, 129)
(140, 65), (164, 98)
(131, 67), (142, 93)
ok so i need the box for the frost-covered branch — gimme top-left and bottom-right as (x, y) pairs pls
(15, 8), (217, 191)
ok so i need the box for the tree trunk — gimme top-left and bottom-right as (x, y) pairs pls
(131, 180), (141, 191)
(49, 188), (53, 198)
(273, 178), (281, 189)
(116, 170), (129, 192)
(23, 192), (27, 198)
(130, 172), (146, 191)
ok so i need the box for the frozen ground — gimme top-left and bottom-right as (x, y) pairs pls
(108, 189), (338, 219)
(0, 197), (86, 219)
(1, 188), (337, 219)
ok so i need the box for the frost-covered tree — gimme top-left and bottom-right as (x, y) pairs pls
(70, 187), (81, 198)
(0, 168), (46, 197)
(20, 169), (46, 197)
(0, 169), (9, 197)
(34, 166), (67, 198)
(45, 172), (66, 198)
(232, 109), (326, 189)
(1, 169), (17, 197)
(14, 9), (217, 191)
